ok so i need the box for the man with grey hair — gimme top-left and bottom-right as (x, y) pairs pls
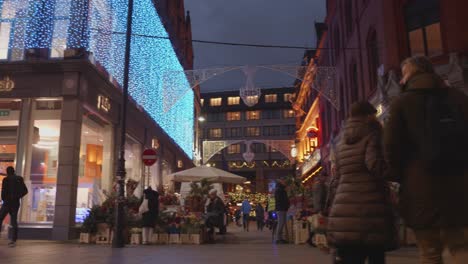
(385, 55), (468, 263)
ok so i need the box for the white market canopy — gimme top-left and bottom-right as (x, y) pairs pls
(167, 166), (247, 184)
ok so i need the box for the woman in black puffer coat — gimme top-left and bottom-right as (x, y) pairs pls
(327, 102), (395, 264)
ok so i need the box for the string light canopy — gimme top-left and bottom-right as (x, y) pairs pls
(0, 0), (194, 158)
(163, 64), (338, 111)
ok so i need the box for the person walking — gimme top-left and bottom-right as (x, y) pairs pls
(275, 178), (290, 244)
(0, 167), (28, 247)
(255, 203), (265, 231)
(384, 56), (468, 264)
(205, 189), (225, 243)
(327, 101), (395, 264)
(140, 186), (159, 245)
(240, 198), (251, 231)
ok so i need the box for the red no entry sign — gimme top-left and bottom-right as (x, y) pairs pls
(142, 148), (158, 166)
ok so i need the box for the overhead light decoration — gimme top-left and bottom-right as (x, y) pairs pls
(1, 0), (194, 158)
(290, 144), (297, 158)
(240, 66), (261, 107)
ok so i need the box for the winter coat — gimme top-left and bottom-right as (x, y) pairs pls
(255, 204), (265, 221)
(1, 174), (28, 207)
(142, 188), (159, 227)
(206, 196), (225, 228)
(275, 184), (290, 211)
(327, 117), (394, 248)
(384, 72), (468, 229)
(241, 200), (251, 215)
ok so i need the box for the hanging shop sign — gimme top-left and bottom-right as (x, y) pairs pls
(301, 148), (321, 176)
(142, 148), (158, 166)
(0, 76), (15, 92)
(97, 95), (111, 113)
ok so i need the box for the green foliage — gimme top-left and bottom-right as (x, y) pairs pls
(188, 178), (213, 198)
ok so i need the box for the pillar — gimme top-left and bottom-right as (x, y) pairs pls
(16, 99), (34, 222)
(256, 167), (265, 193)
(52, 97), (82, 240)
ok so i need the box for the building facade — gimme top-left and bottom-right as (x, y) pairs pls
(200, 88), (296, 193)
(0, 0), (194, 240)
(306, 0), (468, 173)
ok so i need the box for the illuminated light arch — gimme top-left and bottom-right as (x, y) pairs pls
(202, 139), (295, 164)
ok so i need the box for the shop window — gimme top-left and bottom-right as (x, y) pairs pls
(0, 22), (11, 60)
(209, 128), (222, 138)
(262, 109), (280, 119)
(226, 127), (242, 138)
(210, 98), (222, 106)
(265, 94), (277, 103)
(405, 0), (442, 57)
(246, 110), (260, 120)
(263, 126), (281, 136)
(283, 93), (294, 102)
(227, 144), (241, 154)
(124, 136), (142, 196)
(0, 99), (20, 196)
(76, 116), (113, 223)
(27, 100), (62, 223)
(227, 96), (240, 105)
(245, 127), (260, 137)
(282, 109), (295, 119)
(226, 111), (241, 121)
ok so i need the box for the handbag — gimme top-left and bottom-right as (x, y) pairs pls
(139, 198), (149, 214)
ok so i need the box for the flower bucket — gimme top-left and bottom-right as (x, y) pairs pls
(180, 234), (191, 244)
(79, 233), (95, 244)
(169, 234), (181, 244)
(130, 233), (142, 245)
(190, 234), (201, 245)
(150, 233), (159, 244)
(158, 233), (169, 244)
(96, 223), (112, 244)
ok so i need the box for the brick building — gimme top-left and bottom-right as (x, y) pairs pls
(297, 0), (468, 173)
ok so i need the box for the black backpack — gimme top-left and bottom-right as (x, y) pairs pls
(418, 88), (467, 170)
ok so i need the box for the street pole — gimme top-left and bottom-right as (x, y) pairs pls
(112, 0), (134, 248)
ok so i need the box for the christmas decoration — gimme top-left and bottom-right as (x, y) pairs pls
(0, 0), (194, 157)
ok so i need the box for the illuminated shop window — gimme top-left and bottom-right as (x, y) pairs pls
(227, 96), (240, 105)
(265, 94), (277, 103)
(210, 98), (222, 106)
(246, 110), (260, 120)
(226, 111), (241, 121)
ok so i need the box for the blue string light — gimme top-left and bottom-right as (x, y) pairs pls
(0, 0), (194, 158)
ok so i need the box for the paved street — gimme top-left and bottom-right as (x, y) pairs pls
(0, 224), (425, 264)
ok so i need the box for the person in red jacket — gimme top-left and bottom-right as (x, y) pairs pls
(0, 166), (28, 247)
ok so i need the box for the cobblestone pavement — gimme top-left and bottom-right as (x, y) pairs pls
(0, 224), (426, 264)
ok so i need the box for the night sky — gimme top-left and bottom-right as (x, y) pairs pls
(184, 0), (326, 92)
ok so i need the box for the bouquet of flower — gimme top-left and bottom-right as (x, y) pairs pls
(159, 193), (180, 206)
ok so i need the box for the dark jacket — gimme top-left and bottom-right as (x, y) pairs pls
(384, 72), (468, 229)
(206, 196), (225, 227)
(1, 174), (28, 206)
(275, 184), (289, 211)
(255, 204), (265, 220)
(327, 117), (393, 248)
(142, 188), (159, 227)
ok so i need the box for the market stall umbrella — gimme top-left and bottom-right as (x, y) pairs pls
(167, 166), (247, 184)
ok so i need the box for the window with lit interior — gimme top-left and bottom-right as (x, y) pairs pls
(405, 0), (442, 57)
(226, 112), (241, 121)
(209, 128), (222, 138)
(246, 110), (260, 120)
(227, 96), (240, 105)
(265, 94), (277, 103)
(210, 98), (222, 106)
(246, 127), (260, 137)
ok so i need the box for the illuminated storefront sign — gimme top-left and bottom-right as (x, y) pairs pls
(301, 149), (321, 176)
(97, 95), (111, 113)
(0, 76), (15, 92)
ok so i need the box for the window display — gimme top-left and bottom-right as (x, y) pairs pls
(76, 116), (113, 223)
(125, 136), (142, 196)
(27, 100), (62, 223)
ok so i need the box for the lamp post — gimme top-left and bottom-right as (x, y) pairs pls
(112, 0), (134, 248)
